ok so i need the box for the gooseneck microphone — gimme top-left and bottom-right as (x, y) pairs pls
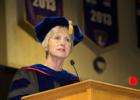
(70, 59), (79, 79)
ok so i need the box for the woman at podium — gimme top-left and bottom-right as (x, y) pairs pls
(7, 16), (83, 100)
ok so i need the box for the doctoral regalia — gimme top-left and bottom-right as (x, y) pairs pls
(8, 64), (79, 100)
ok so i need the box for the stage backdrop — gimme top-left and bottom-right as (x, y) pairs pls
(17, 0), (63, 38)
(84, 0), (118, 49)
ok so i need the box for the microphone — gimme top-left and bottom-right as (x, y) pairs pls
(70, 59), (79, 79)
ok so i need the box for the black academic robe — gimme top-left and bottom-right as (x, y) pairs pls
(7, 64), (80, 100)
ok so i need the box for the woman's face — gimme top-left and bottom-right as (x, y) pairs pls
(47, 27), (72, 59)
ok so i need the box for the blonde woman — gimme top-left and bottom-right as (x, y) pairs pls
(7, 16), (83, 100)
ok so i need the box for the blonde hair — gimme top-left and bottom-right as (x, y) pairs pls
(42, 26), (74, 53)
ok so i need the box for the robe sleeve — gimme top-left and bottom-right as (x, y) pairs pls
(7, 69), (39, 100)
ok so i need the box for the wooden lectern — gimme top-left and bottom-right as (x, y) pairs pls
(21, 80), (140, 100)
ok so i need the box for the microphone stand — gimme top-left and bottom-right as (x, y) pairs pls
(70, 60), (79, 80)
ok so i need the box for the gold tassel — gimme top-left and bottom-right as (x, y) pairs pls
(68, 20), (73, 34)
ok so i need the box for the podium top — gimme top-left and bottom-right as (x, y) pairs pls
(22, 79), (140, 100)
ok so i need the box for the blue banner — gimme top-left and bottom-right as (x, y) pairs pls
(84, 0), (118, 48)
(25, 0), (63, 26)
(136, 0), (140, 48)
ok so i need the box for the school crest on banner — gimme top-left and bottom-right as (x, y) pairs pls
(83, 0), (118, 54)
(17, 0), (63, 38)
